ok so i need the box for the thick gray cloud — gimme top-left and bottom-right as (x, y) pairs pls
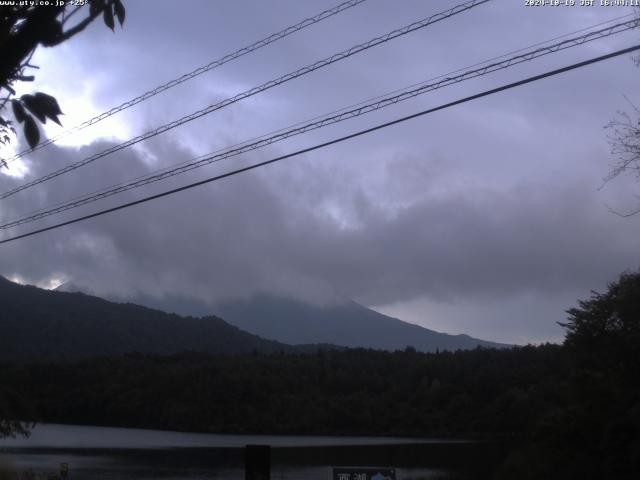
(1, 0), (639, 343)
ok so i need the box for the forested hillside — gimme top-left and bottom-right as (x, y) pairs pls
(0, 276), (295, 360)
(0, 346), (563, 437)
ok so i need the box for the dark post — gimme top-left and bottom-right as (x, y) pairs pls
(59, 463), (69, 480)
(245, 444), (270, 480)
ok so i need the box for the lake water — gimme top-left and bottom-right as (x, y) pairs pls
(0, 424), (502, 479)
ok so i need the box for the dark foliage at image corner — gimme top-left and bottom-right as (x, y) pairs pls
(0, 0), (125, 153)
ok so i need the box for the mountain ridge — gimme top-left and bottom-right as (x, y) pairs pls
(57, 281), (509, 351)
(0, 276), (316, 361)
(212, 293), (509, 351)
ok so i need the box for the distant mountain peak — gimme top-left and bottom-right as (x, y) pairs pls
(40, 278), (510, 352)
(55, 281), (90, 294)
(211, 294), (510, 352)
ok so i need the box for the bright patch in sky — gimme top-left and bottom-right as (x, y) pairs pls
(8, 274), (66, 290)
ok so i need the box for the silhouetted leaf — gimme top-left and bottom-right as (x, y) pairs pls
(11, 100), (26, 123)
(21, 94), (47, 123)
(30, 92), (63, 125)
(103, 6), (115, 31)
(34, 92), (63, 116)
(114, 0), (125, 26)
(23, 115), (40, 149)
(40, 20), (63, 46)
(90, 0), (105, 17)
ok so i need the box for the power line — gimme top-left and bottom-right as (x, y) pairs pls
(3, 16), (636, 228)
(2, 17), (637, 230)
(0, 0), (491, 200)
(2, 0), (369, 165)
(2, 43), (638, 246)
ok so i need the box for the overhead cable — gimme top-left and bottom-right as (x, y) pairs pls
(0, 0), (491, 199)
(2, 0), (369, 165)
(1, 43), (638, 245)
(2, 17), (637, 230)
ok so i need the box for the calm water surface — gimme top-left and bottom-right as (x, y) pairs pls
(0, 424), (495, 480)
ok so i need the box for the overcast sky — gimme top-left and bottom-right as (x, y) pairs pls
(1, 0), (639, 344)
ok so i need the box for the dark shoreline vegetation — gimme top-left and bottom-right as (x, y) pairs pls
(0, 342), (637, 479)
(1, 345), (565, 438)
(1, 270), (639, 479)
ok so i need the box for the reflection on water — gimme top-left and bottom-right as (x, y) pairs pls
(0, 424), (497, 480)
(0, 424), (458, 449)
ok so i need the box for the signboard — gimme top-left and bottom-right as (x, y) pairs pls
(331, 467), (396, 480)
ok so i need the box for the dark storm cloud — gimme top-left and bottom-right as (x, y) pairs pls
(0, 136), (637, 312)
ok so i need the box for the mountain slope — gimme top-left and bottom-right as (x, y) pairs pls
(212, 294), (508, 351)
(58, 282), (507, 352)
(0, 276), (296, 361)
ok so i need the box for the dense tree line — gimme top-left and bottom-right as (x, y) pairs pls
(496, 271), (640, 480)
(1, 343), (634, 478)
(0, 345), (566, 438)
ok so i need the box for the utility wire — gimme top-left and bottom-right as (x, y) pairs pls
(0, 0), (491, 200)
(1, 44), (638, 246)
(2, 0), (369, 165)
(12, 7), (632, 204)
(2, 17), (637, 230)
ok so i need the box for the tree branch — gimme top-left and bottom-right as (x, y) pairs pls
(0, 6), (64, 87)
(61, 4), (84, 26)
(48, 5), (106, 46)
